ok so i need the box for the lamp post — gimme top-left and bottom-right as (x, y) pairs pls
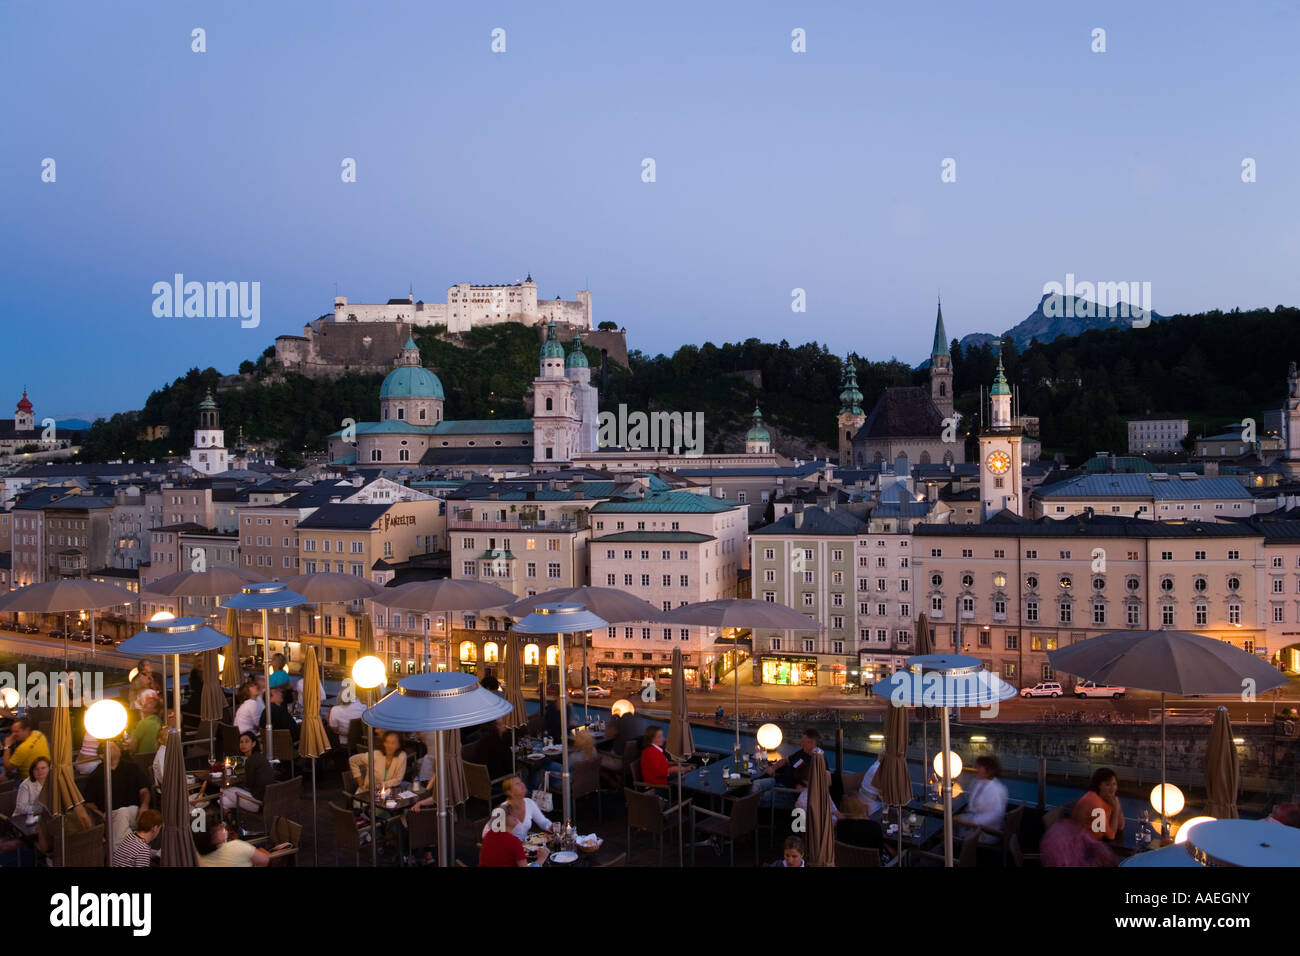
(352, 655), (386, 867)
(85, 699), (128, 866)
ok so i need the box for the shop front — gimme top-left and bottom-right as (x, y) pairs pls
(757, 655), (819, 687)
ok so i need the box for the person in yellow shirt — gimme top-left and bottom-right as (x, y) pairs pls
(3, 718), (51, 780)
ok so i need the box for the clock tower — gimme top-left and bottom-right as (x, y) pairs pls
(979, 347), (1023, 519)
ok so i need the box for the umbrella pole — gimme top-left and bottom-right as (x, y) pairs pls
(423, 619), (430, 674)
(436, 731), (448, 867)
(734, 651), (740, 763)
(90, 612), (95, 660)
(1160, 691), (1167, 839)
(941, 705), (953, 867)
(583, 639), (589, 725)
(367, 724), (377, 867)
(558, 631), (571, 827)
(172, 654), (182, 733)
(262, 609), (274, 764)
(311, 756), (319, 868)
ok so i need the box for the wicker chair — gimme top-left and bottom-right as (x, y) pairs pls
(690, 790), (761, 866)
(624, 787), (689, 867)
(833, 841), (882, 867)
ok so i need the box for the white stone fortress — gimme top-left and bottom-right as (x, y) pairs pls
(331, 275), (592, 333)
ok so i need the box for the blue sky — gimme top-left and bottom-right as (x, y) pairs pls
(2, 0), (1298, 420)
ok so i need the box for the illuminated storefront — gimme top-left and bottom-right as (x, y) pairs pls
(758, 655), (818, 686)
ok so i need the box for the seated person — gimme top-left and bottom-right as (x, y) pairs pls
(16, 756), (50, 816)
(151, 726), (173, 787)
(123, 697), (161, 754)
(111, 809), (163, 867)
(753, 728), (822, 805)
(467, 717), (513, 781)
(267, 687), (300, 744)
(774, 835), (806, 867)
(638, 727), (687, 789)
(545, 728), (600, 790)
(3, 717), (51, 780)
(267, 654), (291, 691)
(481, 774), (554, 842)
(84, 741), (151, 846)
(220, 731), (275, 815)
(327, 695), (365, 747)
(233, 682), (264, 736)
(1040, 767), (1124, 867)
(859, 751), (887, 817)
(194, 811), (272, 867)
(349, 731), (407, 794)
(957, 755), (1009, 845)
(74, 730), (102, 775)
(479, 800), (548, 867)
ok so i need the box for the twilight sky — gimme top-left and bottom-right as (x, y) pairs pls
(2, 0), (1298, 420)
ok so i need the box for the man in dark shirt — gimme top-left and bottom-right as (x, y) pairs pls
(480, 669), (500, 692)
(84, 742), (151, 843)
(755, 728), (822, 805)
(267, 687), (299, 743)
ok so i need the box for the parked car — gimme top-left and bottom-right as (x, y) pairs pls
(1074, 680), (1126, 699)
(95, 635), (115, 646)
(1020, 681), (1064, 698)
(569, 684), (611, 698)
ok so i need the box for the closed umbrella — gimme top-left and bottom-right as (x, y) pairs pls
(913, 613), (935, 795)
(666, 646), (694, 866)
(199, 648), (226, 760)
(221, 609), (241, 688)
(1204, 706), (1240, 820)
(658, 599), (821, 762)
(1049, 630), (1284, 834)
(298, 645), (331, 866)
(375, 579), (515, 673)
(806, 751), (835, 867)
(159, 728), (197, 867)
(878, 700), (913, 862)
(42, 680), (89, 865)
(502, 635), (527, 775)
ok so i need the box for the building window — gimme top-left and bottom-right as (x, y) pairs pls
(1026, 601), (1039, 623)
(771, 638), (782, 652)
(1228, 603), (1241, 625)
(1127, 605), (1141, 626)
(1092, 603), (1105, 625)
(1228, 550), (1239, 561)
(1059, 603), (1072, 624)
(547, 562), (561, 579)
(1005, 633), (1018, 651)
(1162, 606), (1175, 627)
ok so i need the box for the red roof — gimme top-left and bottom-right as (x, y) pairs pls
(16, 391), (32, 414)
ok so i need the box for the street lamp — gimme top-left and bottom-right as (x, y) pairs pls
(352, 655), (386, 867)
(84, 699), (128, 865)
(756, 722), (782, 757)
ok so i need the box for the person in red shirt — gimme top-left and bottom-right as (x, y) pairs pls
(639, 727), (687, 788)
(479, 802), (549, 867)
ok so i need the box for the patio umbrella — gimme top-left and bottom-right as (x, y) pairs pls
(224, 583), (307, 763)
(658, 599), (821, 762)
(1048, 629), (1285, 833)
(375, 579), (516, 673)
(507, 586), (665, 721)
(0, 579), (134, 667)
(118, 617), (231, 735)
(364, 672), (514, 866)
(873, 654), (1017, 866)
(199, 648), (227, 759)
(438, 727), (468, 863)
(221, 608), (242, 687)
(806, 751), (835, 866)
(298, 645), (331, 866)
(143, 567), (267, 598)
(913, 613), (935, 794)
(286, 572), (384, 676)
(42, 680), (88, 864)
(878, 700), (913, 862)
(159, 728), (197, 867)
(1204, 706), (1240, 820)
(666, 645), (694, 866)
(502, 635), (527, 774)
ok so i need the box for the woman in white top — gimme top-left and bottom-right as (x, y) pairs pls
(957, 755), (1009, 844)
(16, 756), (49, 815)
(482, 774), (553, 842)
(349, 731), (408, 793)
(859, 755), (886, 817)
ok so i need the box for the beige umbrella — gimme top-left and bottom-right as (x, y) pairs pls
(666, 645), (694, 866)
(42, 681), (88, 821)
(221, 608), (242, 687)
(285, 572), (384, 678)
(143, 567), (267, 598)
(159, 728), (197, 867)
(199, 649), (226, 722)
(503, 636), (527, 730)
(913, 612), (936, 791)
(1204, 705), (1240, 820)
(0, 579), (134, 668)
(374, 579), (515, 673)
(877, 700), (913, 862)
(299, 645), (331, 866)
(806, 751), (836, 867)
(440, 730), (468, 806)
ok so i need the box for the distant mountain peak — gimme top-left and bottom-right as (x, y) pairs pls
(957, 292), (1167, 353)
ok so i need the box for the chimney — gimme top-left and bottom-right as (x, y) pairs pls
(794, 510), (804, 530)
(490, 491), (499, 500)
(574, 489), (584, 500)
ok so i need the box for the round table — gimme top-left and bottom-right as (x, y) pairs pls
(1185, 819), (1300, 867)
(1119, 843), (1201, 867)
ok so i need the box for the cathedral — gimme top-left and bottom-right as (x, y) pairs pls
(839, 300), (965, 468)
(324, 321), (598, 470)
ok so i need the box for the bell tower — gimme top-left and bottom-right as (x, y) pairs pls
(836, 355), (865, 466)
(930, 298), (954, 421)
(978, 343), (1023, 519)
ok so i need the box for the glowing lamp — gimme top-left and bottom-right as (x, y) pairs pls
(150, 610), (176, 622)
(610, 699), (634, 717)
(932, 751), (963, 780)
(1174, 815), (1215, 845)
(84, 698), (128, 740)
(756, 723), (783, 752)
(1150, 783), (1185, 817)
(0, 687), (20, 709)
(351, 655), (386, 690)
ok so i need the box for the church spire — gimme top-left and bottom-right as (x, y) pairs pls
(838, 355), (863, 415)
(932, 298), (950, 358)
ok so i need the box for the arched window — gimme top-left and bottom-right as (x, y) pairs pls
(370, 449), (382, 462)
(396, 407), (404, 420)
(484, 642), (499, 663)
(939, 382), (947, 397)
(545, 397), (553, 411)
(546, 645), (559, 666)
(524, 643), (540, 665)
(920, 451), (931, 464)
(459, 641), (478, 662)
(419, 408), (426, 420)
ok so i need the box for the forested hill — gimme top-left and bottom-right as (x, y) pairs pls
(75, 304), (1300, 466)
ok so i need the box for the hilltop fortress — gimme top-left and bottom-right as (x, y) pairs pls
(275, 275), (626, 379)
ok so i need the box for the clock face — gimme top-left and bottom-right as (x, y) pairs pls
(986, 451), (1011, 475)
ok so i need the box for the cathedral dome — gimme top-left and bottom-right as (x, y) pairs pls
(381, 365), (445, 400)
(541, 319), (565, 359)
(746, 405), (771, 443)
(566, 330), (589, 368)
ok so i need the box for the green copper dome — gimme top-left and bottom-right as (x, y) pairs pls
(746, 405), (771, 443)
(566, 329), (589, 368)
(381, 365), (445, 400)
(990, 350), (1011, 396)
(541, 319), (565, 359)
(839, 356), (864, 416)
(199, 391), (217, 410)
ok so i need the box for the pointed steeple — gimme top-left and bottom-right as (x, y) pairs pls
(540, 319), (565, 359)
(838, 355), (863, 415)
(932, 298), (950, 358)
(398, 334), (421, 367)
(566, 329), (589, 368)
(991, 341), (1011, 396)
